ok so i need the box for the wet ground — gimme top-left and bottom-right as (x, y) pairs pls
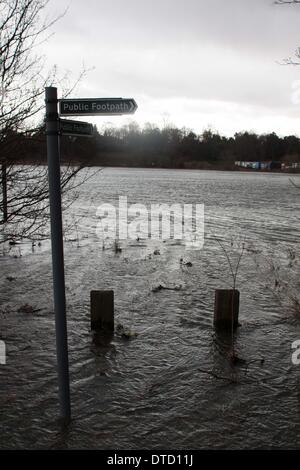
(0, 168), (300, 449)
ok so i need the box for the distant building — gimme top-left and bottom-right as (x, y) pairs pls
(260, 162), (268, 170)
(268, 161), (282, 170)
(234, 160), (287, 171)
(234, 161), (260, 169)
(281, 162), (300, 170)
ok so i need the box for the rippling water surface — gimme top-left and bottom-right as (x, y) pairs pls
(1, 168), (300, 449)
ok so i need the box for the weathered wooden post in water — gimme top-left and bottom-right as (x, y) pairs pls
(214, 289), (240, 330)
(91, 290), (114, 332)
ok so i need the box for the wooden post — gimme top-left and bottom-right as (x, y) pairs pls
(2, 163), (8, 222)
(214, 289), (240, 330)
(91, 290), (114, 332)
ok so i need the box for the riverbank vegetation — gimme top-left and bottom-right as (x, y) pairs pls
(3, 124), (300, 171)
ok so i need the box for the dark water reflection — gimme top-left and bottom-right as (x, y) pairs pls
(1, 168), (300, 449)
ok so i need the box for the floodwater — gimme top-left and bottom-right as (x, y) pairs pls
(0, 168), (300, 449)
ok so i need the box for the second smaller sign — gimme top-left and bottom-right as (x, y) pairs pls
(60, 119), (93, 137)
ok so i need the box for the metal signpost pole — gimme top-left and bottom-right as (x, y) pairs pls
(45, 86), (71, 422)
(44, 89), (137, 421)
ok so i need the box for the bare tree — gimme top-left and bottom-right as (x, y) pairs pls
(275, 0), (300, 64)
(0, 0), (88, 242)
(275, 1), (300, 4)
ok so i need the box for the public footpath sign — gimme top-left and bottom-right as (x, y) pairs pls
(59, 97), (138, 116)
(60, 119), (93, 137)
(45, 87), (138, 421)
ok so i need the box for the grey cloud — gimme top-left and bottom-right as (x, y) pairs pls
(42, 0), (300, 134)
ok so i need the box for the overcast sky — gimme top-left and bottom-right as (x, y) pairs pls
(41, 0), (300, 136)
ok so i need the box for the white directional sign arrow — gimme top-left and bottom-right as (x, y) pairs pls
(59, 98), (138, 116)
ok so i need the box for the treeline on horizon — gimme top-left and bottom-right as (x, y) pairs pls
(3, 122), (300, 170)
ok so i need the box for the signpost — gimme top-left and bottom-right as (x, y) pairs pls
(45, 87), (137, 422)
(45, 87), (71, 422)
(59, 97), (138, 116)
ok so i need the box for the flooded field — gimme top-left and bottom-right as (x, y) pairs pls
(1, 168), (300, 449)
